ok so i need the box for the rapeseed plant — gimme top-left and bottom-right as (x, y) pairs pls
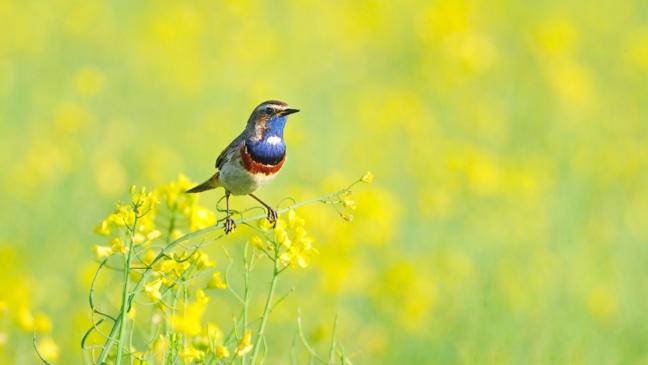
(2, 1), (648, 363)
(45, 173), (373, 364)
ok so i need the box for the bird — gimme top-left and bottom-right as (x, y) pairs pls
(186, 100), (300, 234)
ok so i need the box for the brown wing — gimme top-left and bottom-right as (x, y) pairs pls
(215, 134), (246, 170)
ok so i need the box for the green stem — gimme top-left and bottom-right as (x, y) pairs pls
(116, 217), (138, 365)
(249, 248), (280, 365)
(242, 243), (250, 365)
(97, 314), (122, 364)
(327, 315), (338, 365)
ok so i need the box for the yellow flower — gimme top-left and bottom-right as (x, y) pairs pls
(279, 244), (319, 269)
(130, 271), (143, 282)
(110, 237), (128, 254)
(206, 322), (224, 343)
(133, 352), (147, 365)
(16, 307), (34, 331)
(342, 196), (357, 210)
(146, 230), (162, 241)
(92, 245), (113, 259)
(215, 344), (230, 358)
(113, 203), (136, 227)
(154, 258), (175, 274)
(250, 235), (266, 250)
(193, 251), (215, 270)
(195, 289), (209, 304)
(141, 249), (157, 266)
(94, 219), (112, 236)
(208, 272), (227, 289)
(172, 289), (209, 336)
(173, 261), (191, 276)
(179, 345), (203, 362)
(152, 335), (169, 360)
(131, 187), (159, 211)
(154, 255), (191, 280)
(36, 336), (59, 362)
(15, 310), (54, 335)
(235, 330), (253, 357)
(275, 226), (291, 248)
(0, 301), (7, 317)
(33, 313), (52, 333)
(157, 174), (194, 209)
(279, 252), (293, 267)
(189, 206), (216, 231)
(272, 210), (319, 269)
(258, 218), (275, 231)
(127, 306), (137, 320)
(144, 279), (163, 302)
(292, 211), (302, 223)
(170, 229), (184, 240)
(133, 233), (146, 245)
(361, 171), (374, 183)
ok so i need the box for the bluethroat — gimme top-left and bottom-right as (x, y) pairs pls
(186, 100), (299, 234)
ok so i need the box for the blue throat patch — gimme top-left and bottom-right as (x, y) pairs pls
(246, 115), (287, 165)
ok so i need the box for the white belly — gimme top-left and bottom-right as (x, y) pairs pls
(219, 158), (277, 195)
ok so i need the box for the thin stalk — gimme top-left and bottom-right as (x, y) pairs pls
(97, 313), (122, 363)
(116, 214), (139, 365)
(249, 246), (280, 365)
(242, 242), (251, 365)
(297, 311), (326, 364)
(327, 315), (338, 365)
(182, 280), (188, 354)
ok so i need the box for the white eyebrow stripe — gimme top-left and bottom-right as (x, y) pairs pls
(257, 104), (286, 112)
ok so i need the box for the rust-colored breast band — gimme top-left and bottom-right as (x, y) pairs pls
(240, 144), (285, 175)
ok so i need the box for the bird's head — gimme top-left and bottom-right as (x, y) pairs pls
(244, 100), (299, 165)
(247, 100), (299, 141)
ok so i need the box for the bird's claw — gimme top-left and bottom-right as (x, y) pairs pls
(267, 208), (278, 227)
(224, 216), (236, 234)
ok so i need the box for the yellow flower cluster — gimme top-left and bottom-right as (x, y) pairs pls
(234, 330), (253, 357)
(0, 306), (60, 361)
(92, 186), (160, 259)
(172, 289), (210, 336)
(16, 307), (53, 333)
(255, 209), (319, 269)
(92, 175), (215, 259)
(88, 176), (233, 362)
(143, 249), (223, 305)
(156, 174), (216, 232)
(82, 175), (342, 363)
(163, 292), (231, 362)
(361, 171), (374, 183)
(174, 320), (229, 362)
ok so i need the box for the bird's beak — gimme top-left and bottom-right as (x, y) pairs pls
(280, 108), (300, 116)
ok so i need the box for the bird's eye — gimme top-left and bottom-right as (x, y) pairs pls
(264, 106), (274, 115)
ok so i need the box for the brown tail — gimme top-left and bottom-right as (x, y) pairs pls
(186, 172), (220, 193)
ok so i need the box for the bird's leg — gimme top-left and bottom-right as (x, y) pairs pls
(224, 191), (236, 234)
(249, 193), (278, 227)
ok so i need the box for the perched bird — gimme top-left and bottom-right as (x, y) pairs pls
(186, 100), (299, 234)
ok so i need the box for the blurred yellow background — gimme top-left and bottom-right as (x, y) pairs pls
(1, 0), (648, 364)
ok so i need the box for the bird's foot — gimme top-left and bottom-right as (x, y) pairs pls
(224, 216), (237, 234)
(267, 208), (279, 227)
